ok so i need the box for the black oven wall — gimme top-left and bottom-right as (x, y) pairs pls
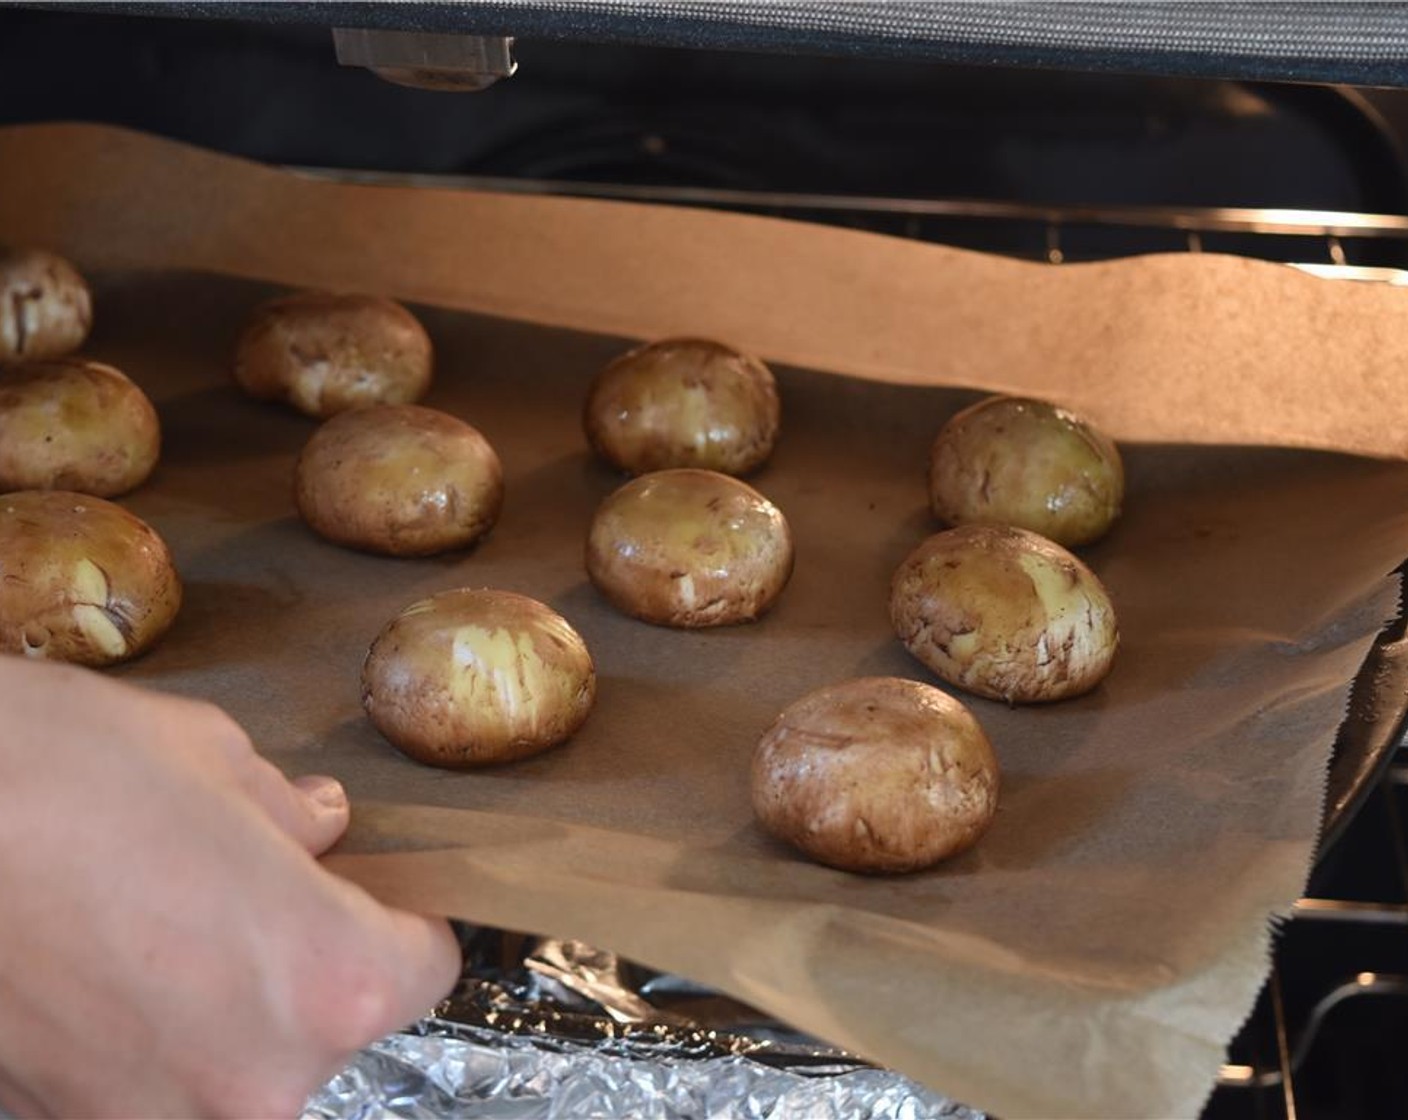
(0, 6), (1406, 259)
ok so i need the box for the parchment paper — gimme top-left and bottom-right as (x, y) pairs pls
(3, 125), (1408, 1120)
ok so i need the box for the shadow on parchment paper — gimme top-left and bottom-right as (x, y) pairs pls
(159, 384), (312, 466)
(172, 511), (494, 581)
(320, 713), (405, 771)
(500, 451), (615, 540)
(546, 581), (604, 625)
(178, 515), (309, 569)
(650, 762), (1140, 931)
(845, 638), (1134, 856)
(727, 808), (997, 888)
(131, 579), (306, 674)
(847, 638), (924, 682)
(977, 765), (1140, 872)
(413, 302), (621, 398)
(88, 269), (278, 359)
(316, 669), (761, 813)
(875, 503), (939, 575)
(546, 579), (822, 690)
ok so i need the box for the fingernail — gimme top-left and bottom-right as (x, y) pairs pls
(298, 774), (348, 810)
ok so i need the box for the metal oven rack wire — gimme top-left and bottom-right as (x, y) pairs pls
(298, 166), (1408, 280)
(297, 168), (1408, 1119)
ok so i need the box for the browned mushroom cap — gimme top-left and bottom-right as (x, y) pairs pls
(584, 338), (780, 476)
(586, 468), (793, 628)
(295, 404), (503, 557)
(233, 291), (433, 418)
(0, 248), (93, 362)
(751, 676), (1000, 874)
(0, 491), (182, 667)
(0, 359), (160, 498)
(891, 524), (1118, 703)
(929, 395), (1124, 547)
(362, 589), (596, 768)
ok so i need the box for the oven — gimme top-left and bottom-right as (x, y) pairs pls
(3, 6), (1407, 1118)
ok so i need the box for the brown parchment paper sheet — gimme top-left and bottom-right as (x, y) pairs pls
(4, 125), (1408, 1119)
(6, 123), (1408, 459)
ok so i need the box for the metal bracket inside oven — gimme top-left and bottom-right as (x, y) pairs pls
(333, 29), (517, 92)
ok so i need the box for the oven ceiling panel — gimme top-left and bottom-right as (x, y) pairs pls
(27, 1), (1408, 84)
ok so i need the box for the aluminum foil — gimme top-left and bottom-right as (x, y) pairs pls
(303, 927), (984, 1120)
(305, 1019), (982, 1120)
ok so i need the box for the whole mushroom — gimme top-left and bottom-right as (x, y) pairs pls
(0, 358), (160, 497)
(584, 338), (780, 476)
(586, 468), (793, 628)
(234, 291), (433, 418)
(0, 248), (92, 362)
(362, 589), (596, 768)
(295, 404), (503, 557)
(890, 524), (1118, 703)
(929, 395), (1124, 547)
(0, 491), (182, 667)
(752, 676), (1000, 874)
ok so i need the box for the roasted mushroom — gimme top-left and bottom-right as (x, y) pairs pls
(362, 589), (596, 768)
(234, 291), (433, 418)
(295, 404), (503, 557)
(586, 468), (793, 627)
(0, 358), (160, 497)
(0, 491), (182, 667)
(890, 524), (1118, 703)
(584, 338), (779, 476)
(929, 395), (1124, 547)
(0, 248), (92, 362)
(752, 676), (1000, 874)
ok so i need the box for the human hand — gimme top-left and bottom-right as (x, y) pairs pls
(0, 656), (460, 1118)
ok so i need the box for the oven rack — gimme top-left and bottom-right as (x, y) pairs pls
(295, 167), (1408, 1118)
(298, 167), (1408, 284)
(1208, 748), (1408, 1120)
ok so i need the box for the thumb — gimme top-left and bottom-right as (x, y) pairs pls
(239, 755), (350, 856)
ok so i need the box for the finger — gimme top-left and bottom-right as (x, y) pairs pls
(298, 909), (461, 1111)
(239, 758), (350, 856)
(0, 1075), (50, 1119)
(289, 774), (354, 855)
(365, 911), (462, 1038)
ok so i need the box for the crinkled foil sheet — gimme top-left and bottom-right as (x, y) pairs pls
(306, 1024), (979, 1120)
(304, 929), (981, 1120)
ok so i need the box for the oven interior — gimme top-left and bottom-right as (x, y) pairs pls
(3, 8), (1408, 1118)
